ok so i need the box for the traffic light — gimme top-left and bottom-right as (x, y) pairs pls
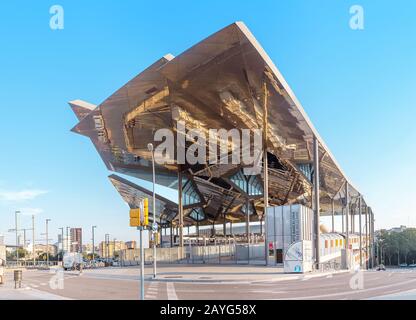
(129, 208), (141, 227)
(142, 198), (149, 226)
(129, 198), (149, 227)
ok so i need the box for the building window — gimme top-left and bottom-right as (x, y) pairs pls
(182, 178), (202, 206)
(229, 169), (263, 196)
(189, 208), (205, 221)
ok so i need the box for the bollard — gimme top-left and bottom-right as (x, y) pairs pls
(14, 270), (22, 289)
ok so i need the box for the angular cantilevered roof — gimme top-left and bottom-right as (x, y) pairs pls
(70, 21), (369, 224)
(108, 174), (178, 225)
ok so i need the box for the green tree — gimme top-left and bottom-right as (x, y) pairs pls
(378, 228), (416, 266)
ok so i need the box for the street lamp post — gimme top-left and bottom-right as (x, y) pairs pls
(32, 215), (35, 266)
(59, 227), (64, 265)
(105, 234), (110, 262)
(148, 143), (157, 278)
(15, 211), (21, 264)
(46, 219), (51, 266)
(92, 226), (97, 263)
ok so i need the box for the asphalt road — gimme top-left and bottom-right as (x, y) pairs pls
(3, 267), (416, 300)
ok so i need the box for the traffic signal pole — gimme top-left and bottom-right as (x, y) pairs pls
(129, 198), (149, 300)
(139, 226), (145, 300)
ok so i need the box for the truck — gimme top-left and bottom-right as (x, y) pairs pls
(63, 252), (84, 271)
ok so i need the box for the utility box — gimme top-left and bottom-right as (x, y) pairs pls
(284, 240), (313, 273)
(341, 249), (354, 270)
(266, 204), (314, 266)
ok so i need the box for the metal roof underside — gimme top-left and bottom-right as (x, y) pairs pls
(70, 22), (370, 225)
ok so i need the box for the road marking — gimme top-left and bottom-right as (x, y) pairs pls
(277, 278), (416, 300)
(251, 290), (286, 294)
(167, 282), (178, 300)
(370, 288), (416, 299)
(176, 289), (216, 293)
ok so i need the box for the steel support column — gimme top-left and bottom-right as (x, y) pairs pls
(178, 168), (184, 249)
(371, 208), (375, 269)
(262, 79), (269, 266)
(369, 208), (372, 268)
(331, 199), (335, 233)
(345, 182), (350, 269)
(313, 137), (320, 266)
(365, 205), (368, 269)
(358, 195), (363, 268)
(246, 197), (250, 263)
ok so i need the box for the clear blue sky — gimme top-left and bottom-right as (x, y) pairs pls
(0, 0), (415, 244)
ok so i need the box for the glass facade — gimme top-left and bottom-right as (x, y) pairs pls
(182, 178), (202, 206)
(229, 169), (263, 196)
(189, 207), (205, 221)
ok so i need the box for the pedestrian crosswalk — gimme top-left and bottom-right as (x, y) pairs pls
(145, 281), (159, 299)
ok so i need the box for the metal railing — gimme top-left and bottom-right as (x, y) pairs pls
(117, 239), (267, 266)
(5, 260), (60, 269)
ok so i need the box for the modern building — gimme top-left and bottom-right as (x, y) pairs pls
(57, 234), (71, 253)
(31, 244), (57, 258)
(82, 243), (97, 254)
(70, 228), (83, 253)
(388, 225), (407, 233)
(0, 235), (5, 261)
(125, 241), (137, 249)
(99, 240), (126, 258)
(70, 22), (375, 267)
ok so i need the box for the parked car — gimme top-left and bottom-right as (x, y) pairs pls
(399, 263), (408, 268)
(376, 264), (386, 271)
(408, 264), (416, 268)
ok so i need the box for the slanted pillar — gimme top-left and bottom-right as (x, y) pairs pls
(331, 199), (335, 233)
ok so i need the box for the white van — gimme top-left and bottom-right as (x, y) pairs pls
(63, 253), (83, 271)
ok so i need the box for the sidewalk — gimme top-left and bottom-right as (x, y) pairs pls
(0, 273), (70, 300)
(79, 264), (351, 284)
